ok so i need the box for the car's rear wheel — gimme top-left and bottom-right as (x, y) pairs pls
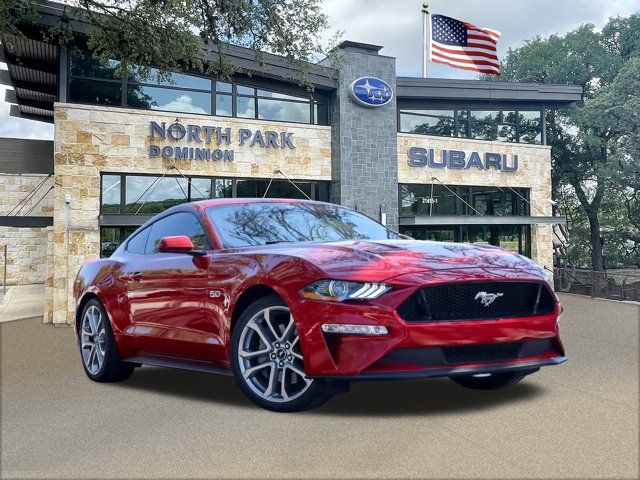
(78, 299), (135, 382)
(449, 371), (527, 390)
(230, 295), (331, 412)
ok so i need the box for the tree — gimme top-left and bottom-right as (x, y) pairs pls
(0, 0), (332, 86)
(486, 16), (640, 270)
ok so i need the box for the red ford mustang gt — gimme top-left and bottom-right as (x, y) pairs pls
(74, 198), (565, 411)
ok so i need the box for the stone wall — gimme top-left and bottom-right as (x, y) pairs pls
(49, 103), (332, 324)
(324, 49), (399, 229)
(0, 174), (53, 286)
(397, 134), (554, 271)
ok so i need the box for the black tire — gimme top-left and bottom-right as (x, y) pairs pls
(230, 294), (332, 412)
(450, 371), (527, 390)
(78, 298), (135, 383)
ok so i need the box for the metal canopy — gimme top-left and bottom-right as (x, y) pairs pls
(0, 34), (59, 123)
(400, 215), (567, 226)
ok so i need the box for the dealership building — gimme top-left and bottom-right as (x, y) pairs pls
(0, 1), (582, 324)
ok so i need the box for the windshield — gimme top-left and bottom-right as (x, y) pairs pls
(207, 202), (399, 248)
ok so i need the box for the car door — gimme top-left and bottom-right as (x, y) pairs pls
(125, 211), (216, 360)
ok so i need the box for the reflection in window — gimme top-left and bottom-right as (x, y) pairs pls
(101, 175), (121, 213)
(263, 180), (311, 199)
(125, 176), (189, 213)
(100, 227), (120, 257)
(400, 110), (455, 136)
(215, 94), (232, 116)
(216, 81), (232, 93)
(207, 202), (397, 248)
(70, 49), (120, 79)
(236, 96), (255, 118)
(190, 178), (212, 200)
(70, 78), (122, 106)
(258, 98), (310, 123)
(129, 67), (211, 90)
(214, 179), (233, 198)
(145, 212), (207, 253)
(127, 86), (211, 114)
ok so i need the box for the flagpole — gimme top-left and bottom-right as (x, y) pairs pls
(422, 2), (430, 78)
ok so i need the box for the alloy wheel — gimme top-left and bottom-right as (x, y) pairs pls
(237, 306), (312, 403)
(81, 305), (106, 375)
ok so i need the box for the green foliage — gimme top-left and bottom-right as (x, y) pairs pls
(0, 0), (333, 88)
(485, 15), (640, 269)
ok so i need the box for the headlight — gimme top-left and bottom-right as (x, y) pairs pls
(300, 279), (391, 302)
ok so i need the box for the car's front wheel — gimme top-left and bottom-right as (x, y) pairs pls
(78, 298), (135, 382)
(449, 371), (528, 390)
(230, 295), (331, 412)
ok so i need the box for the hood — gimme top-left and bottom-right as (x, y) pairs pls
(261, 239), (547, 282)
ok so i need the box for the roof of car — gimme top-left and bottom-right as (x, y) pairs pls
(192, 197), (322, 209)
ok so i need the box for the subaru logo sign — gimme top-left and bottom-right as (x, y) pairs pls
(349, 77), (393, 107)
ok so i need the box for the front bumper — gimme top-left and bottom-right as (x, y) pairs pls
(291, 276), (565, 379)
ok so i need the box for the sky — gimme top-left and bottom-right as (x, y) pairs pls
(1, 0), (639, 141)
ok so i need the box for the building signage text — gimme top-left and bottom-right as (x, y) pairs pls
(148, 120), (295, 161)
(407, 147), (518, 172)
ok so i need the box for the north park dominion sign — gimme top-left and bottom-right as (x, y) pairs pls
(148, 120), (295, 161)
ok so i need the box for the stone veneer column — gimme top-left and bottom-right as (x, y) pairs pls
(323, 43), (399, 230)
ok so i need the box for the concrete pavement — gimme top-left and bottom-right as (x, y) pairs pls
(1, 293), (638, 479)
(0, 284), (45, 323)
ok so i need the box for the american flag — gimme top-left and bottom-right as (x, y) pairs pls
(429, 14), (501, 76)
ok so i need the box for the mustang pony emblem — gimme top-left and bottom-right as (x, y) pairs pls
(474, 291), (504, 307)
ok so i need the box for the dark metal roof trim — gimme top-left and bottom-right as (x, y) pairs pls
(0, 138), (54, 174)
(396, 77), (583, 107)
(0, 216), (53, 228)
(99, 214), (154, 227)
(9, 104), (53, 123)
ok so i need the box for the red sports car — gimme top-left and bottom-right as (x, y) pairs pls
(74, 198), (565, 411)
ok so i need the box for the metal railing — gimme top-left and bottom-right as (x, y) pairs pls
(554, 267), (640, 302)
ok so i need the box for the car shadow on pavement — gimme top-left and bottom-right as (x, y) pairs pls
(115, 366), (546, 415)
(315, 378), (546, 417)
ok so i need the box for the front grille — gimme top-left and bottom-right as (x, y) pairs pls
(443, 342), (522, 364)
(397, 281), (555, 323)
(376, 338), (556, 368)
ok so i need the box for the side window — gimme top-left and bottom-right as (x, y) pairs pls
(126, 227), (150, 254)
(145, 212), (208, 254)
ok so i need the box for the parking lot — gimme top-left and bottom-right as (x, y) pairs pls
(1, 293), (638, 479)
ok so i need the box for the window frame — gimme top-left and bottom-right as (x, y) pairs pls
(67, 48), (329, 125)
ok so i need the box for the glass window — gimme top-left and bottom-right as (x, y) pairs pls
(315, 182), (330, 202)
(125, 176), (189, 214)
(237, 85), (255, 95)
(236, 179), (258, 197)
(518, 111), (542, 144)
(258, 98), (310, 123)
(400, 110), (455, 136)
(262, 180), (312, 199)
(214, 179), (233, 198)
(314, 102), (329, 125)
(256, 90), (306, 101)
(207, 202), (398, 248)
(215, 94), (232, 116)
(70, 49), (120, 79)
(126, 227), (150, 254)
(399, 184), (457, 216)
(70, 78), (122, 106)
(127, 86), (211, 114)
(101, 175), (121, 213)
(100, 227), (120, 258)
(216, 81), (232, 93)
(190, 178), (212, 201)
(145, 212), (208, 253)
(128, 67), (211, 90)
(236, 96), (256, 118)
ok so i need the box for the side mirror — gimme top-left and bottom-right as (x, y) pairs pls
(158, 235), (195, 253)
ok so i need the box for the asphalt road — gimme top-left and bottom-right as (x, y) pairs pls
(1, 293), (638, 479)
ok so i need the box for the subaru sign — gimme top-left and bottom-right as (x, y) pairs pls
(349, 77), (393, 107)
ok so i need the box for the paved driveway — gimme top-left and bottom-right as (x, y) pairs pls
(1, 294), (638, 479)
